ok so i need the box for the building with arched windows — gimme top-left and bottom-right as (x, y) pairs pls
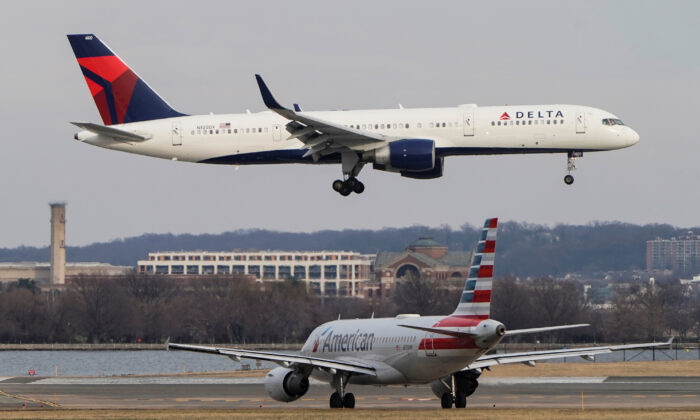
(367, 237), (471, 299)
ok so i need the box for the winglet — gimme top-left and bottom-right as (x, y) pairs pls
(255, 74), (284, 110)
(165, 337), (170, 351)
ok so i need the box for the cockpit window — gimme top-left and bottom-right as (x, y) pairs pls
(602, 118), (625, 126)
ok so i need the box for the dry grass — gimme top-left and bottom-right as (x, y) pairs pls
(485, 360), (700, 377)
(0, 408), (698, 420)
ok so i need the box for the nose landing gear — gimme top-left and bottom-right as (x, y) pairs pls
(564, 151), (582, 185)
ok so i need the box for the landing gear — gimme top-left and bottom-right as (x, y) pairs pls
(331, 177), (364, 196)
(342, 392), (355, 408)
(441, 392), (453, 409)
(329, 372), (355, 408)
(333, 151), (366, 196)
(435, 372), (478, 409)
(564, 151), (582, 185)
(329, 392), (343, 408)
(454, 391), (467, 408)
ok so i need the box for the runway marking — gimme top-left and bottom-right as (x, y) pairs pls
(402, 398), (433, 401)
(658, 394), (672, 398)
(682, 394), (698, 398)
(554, 395), (570, 399)
(632, 395), (646, 398)
(0, 389), (60, 408)
(529, 396), (545, 399)
(504, 396), (519, 400)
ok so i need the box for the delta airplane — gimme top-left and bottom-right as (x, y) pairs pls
(168, 218), (671, 409)
(68, 34), (639, 195)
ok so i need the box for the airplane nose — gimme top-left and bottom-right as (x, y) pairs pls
(625, 128), (640, 146)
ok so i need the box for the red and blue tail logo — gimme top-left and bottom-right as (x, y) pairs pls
(67, 34), (185, 125)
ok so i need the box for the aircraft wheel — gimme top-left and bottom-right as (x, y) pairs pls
(342, 392), (355, 408)
(352, 181), (365, 194)
(454, 391), (467, 408)
(564, 174), (574, 185)
(440, 392), (453, 409)
(339, 184), (352, 196)
(330, 392), (343, 408)
(346, 177), (358, 189)
(332, 180), (343, 192)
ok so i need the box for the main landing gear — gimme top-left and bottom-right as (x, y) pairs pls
(564, 151), (583, 185)
(433, 370), (480, 409)
(333, 151), (365, 196)
(329, 373), (355, 408)
(332, 177), (365, 196)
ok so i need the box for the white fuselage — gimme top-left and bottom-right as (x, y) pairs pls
(297, 315), (504, 386)
(75, 104), (639, 166)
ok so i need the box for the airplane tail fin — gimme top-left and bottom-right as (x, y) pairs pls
(451, 218), (498, 319)
(67, 34), (185, 125)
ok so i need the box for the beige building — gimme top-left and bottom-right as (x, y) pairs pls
(138, 250), (373, 297)
(0, 262), (133, 284)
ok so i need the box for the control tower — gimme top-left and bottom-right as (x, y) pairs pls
(49, 203), (66, 284)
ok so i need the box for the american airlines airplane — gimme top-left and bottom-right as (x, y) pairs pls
(168, 218), (670, 409)
(68, 34), (640, 195)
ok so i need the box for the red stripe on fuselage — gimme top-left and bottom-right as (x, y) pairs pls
(419, 337), (478, 350)
(488, 219), (498, 228)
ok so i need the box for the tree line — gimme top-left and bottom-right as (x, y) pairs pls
(0, 275), (697, 345)
(2, 221), (698, 276)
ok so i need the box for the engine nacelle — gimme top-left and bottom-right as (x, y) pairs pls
(264, 367), (310, 402)
(372, 139), (435, 172)
(401, 156), (444, 179)
(429, 369), (482, 398)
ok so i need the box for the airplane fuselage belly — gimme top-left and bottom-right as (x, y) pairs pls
(77, 105), (637, 165)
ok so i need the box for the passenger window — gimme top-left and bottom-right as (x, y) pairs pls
(442, 122), (446, 127)
(406, 123), (410, 129)
(209, 130), (213, 134)
(228, 129), (231, 133)
(380, 124), (385, 129)
(197, 129), (201, 135)
(497, 121), (501, 126)
(561, 119), (564, 124)
(416, 123), (420, 128)
(553, 120), (557, 124)
(546, 120), (550, 125)
(234, 129), (238, 134)
(491, 121), (495, 126)
(392, 123), (397, 129)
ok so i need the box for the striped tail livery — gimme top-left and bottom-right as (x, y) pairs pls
(67, 34), (185, 126)
(452, 217), (497, 319)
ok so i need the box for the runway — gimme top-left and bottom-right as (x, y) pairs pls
(0, 376), (698, 409)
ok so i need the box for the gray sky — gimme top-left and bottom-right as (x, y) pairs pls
(1, 0), (698, 247)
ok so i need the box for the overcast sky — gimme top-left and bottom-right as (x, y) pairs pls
(0, 1), (698, 248)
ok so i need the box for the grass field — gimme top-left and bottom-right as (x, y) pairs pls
(0, 408), (698, 420)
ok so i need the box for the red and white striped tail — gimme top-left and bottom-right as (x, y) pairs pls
(452, 218), (498, 318)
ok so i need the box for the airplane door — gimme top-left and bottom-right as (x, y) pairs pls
(424, 332), (436, 356)
(575, 112), (586, 133)
(272, 124), (282, 142)
(463, 112), (474, 136)
(171, 121), (182, 146)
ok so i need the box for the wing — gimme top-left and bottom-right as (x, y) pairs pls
(167, 342), (376, 376)
(466, 337), (674, 369)
(71, 121), (151, 142)
(505, 323), (590, 336)
(255, 75), (390, 161)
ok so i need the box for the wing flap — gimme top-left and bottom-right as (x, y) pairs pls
(167, 342), (376, 376)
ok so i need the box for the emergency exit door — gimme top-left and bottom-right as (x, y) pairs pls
(171, 121), (182, 146)
(463, 112), (474, 136)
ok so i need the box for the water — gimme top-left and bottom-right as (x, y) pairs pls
(0, 348), (696, 377)
(0, 350), (279, 377)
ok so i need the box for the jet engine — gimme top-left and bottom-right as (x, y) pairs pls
(430, 369), (482, 398)
(401, 156), (444, 179)
(264, 367), (310, 402)
(371, 139), (436, 173)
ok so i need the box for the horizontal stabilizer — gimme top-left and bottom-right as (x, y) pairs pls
(71, 121), (151, 142)
(505, 323), (589, 336)
(398, 324), (477, 338)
